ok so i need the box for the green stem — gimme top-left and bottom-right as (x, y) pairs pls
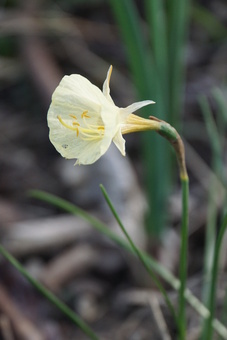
(99, 184), (179, 331)
(199, 94), (225, 340)
(30, 188), (178, 286)
(178, 177), (189, 340)
(201, 213), (227, 340)
(30, 190), (227, 338)
(152, 118), (189, 339)
(0, 244), (99, 340)
(202, 179), (217, 308)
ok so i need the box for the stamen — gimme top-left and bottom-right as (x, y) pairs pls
(81, 110), (90, 119)
(69, 114), (77, 119)
(57, 115), (79, 131)
(57, 112), (105, 141)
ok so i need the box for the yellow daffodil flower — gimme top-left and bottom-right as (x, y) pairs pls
(47, 66), (158, 165)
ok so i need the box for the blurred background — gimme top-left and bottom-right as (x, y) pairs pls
(0, 0), (227, 339)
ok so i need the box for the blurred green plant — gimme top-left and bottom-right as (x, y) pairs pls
(0, 243), (99, 340)
(99, 184), (179, 331)
(199, 90), (227, 340)
(1, 180), (227, 338)
(0, 37), (16, 57)
(201, 214), (227, 340)
(109, 0), (189, 237)
(192, 3), (227, 40)
(29, 190), (227, 339)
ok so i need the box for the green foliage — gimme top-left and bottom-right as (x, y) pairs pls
(192, 3), (227, 40)
(0, 243), (99, 340)
(29, 189), (227, 339)
(109, 0), (189, 237)
(99, 184), (179, 331)
(1, 181), (227, 338)
(199, 91), (227, 340)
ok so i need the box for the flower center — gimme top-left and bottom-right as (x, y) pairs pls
(57, 111), (105, 141)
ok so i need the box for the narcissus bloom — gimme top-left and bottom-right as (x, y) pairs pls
(47, 66), (156, 165)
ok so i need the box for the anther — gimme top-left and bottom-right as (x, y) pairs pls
(69, 114), (77, 119)
(98, 127), (105, 133)
(81, 111), (90, 119)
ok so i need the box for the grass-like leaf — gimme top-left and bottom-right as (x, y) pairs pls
(109, 0), (169, 236)
(30, 190), (227, 339)
(0, 244), (99, 340)
(199, 93), (227, 339)
(99, 184), (179, 332)
(201, 213), (227, 340)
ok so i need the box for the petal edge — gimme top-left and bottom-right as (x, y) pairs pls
(113, 129), (126, 156)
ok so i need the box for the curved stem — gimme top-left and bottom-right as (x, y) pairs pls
(149, 117), (189, 339)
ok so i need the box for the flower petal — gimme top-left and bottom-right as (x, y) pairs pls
(124, 100), (155, 114)
(48, 113), (113, 165)
(47, 71), (120, 165)
(51, 74), (107, 109)
(102, 65), (114, 103)
(113, 129), (126, 156)
(47, 67), (137, 165)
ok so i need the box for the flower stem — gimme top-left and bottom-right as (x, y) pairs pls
(149, 117), (189, 339)
(178, 176), (189, 339)
(31, 190), (227, 338)
(99, 184), (179, 331)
